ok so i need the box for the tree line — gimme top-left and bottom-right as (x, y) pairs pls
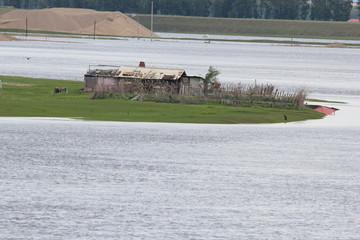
(0, 0), (357, 21)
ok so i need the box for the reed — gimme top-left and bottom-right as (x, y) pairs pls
(91, 80), (307, 109)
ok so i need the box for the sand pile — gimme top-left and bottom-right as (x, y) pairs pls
(0, 8), (158, 37)
(326, 43), (346, 48)
(0, 33), (18, 41)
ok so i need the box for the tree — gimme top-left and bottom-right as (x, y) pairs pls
(311, 0), (352, 21)
(0, 0), (350, 22)
(38, 0), (49, 8)
(189, 0), (211, 17)
(258, 0), (271, 19)
(204, 66), (220, 95)
(229, 0), (256, 18)
(311, 0), (332, 20)
(211, 0), (225, 17)
(331, 0), (352, 21)
(263, 0), (308, 20)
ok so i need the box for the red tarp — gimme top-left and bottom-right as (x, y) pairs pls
(314, 106), (336, 115)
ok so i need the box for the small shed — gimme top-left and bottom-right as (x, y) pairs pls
(84, 62), (204, 95)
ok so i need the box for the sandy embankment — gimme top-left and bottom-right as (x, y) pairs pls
(0, 8), (158, 38)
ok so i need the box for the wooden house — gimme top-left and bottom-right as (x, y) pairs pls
(84, 62), (204, 95)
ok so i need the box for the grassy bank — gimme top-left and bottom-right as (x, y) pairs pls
(136, 14), (360, 40)
(0, 76), (324, 124)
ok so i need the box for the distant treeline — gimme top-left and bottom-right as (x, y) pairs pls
(0, 0), (357, 21)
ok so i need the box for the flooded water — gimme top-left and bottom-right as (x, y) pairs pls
(1, 34), (360, 96)
(1, 118), (359, 240)
(1, 35), (360, 239)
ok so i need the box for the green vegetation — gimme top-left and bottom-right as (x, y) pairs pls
(0, 76), (324, 124)
(0, 0), (355, 21)
(137, 14), (360, 40)
(204, 66), (220, 96)
(2, 4), (360, 42)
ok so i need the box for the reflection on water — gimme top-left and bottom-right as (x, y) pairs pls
(1, 35), (360, 239)
(1, 118), (360, 239)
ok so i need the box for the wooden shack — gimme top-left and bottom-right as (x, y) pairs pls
(84, 62), (204, 95)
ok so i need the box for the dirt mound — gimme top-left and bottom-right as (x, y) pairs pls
(0, 8), (157, 37)
(0, 33), (18, 41)
(326, 43), (346, 48)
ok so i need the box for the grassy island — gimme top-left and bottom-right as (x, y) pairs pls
(0, 76), (324, 124)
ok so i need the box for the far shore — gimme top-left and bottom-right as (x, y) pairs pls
(2, 31), (360, 49)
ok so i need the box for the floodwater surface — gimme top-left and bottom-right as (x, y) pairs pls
(1, 118), (360, 239)
(1, 34), (360, 96)
(1, 35), (360, 239)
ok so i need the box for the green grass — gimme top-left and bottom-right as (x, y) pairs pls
(136, 14), (360, 40)
(0, 76), (324, 124)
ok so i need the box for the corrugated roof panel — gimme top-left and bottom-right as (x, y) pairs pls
(116, 66), (186, 81)
(314, 106), (337, 115)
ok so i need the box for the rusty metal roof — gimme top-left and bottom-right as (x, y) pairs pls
(115, 66), (186, 81)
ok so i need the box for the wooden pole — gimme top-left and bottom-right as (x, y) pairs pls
(93, 20), (96, 40)
(25, 17), (28, 38)
(137, 15), (139, 38)
(151, 1), (154, 41)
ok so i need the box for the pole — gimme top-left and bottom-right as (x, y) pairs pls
(137, 15), (139, 39)
(93, 20), (96, 40)
(151, 1), (154, 41)
(25, 17), (28, 38)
